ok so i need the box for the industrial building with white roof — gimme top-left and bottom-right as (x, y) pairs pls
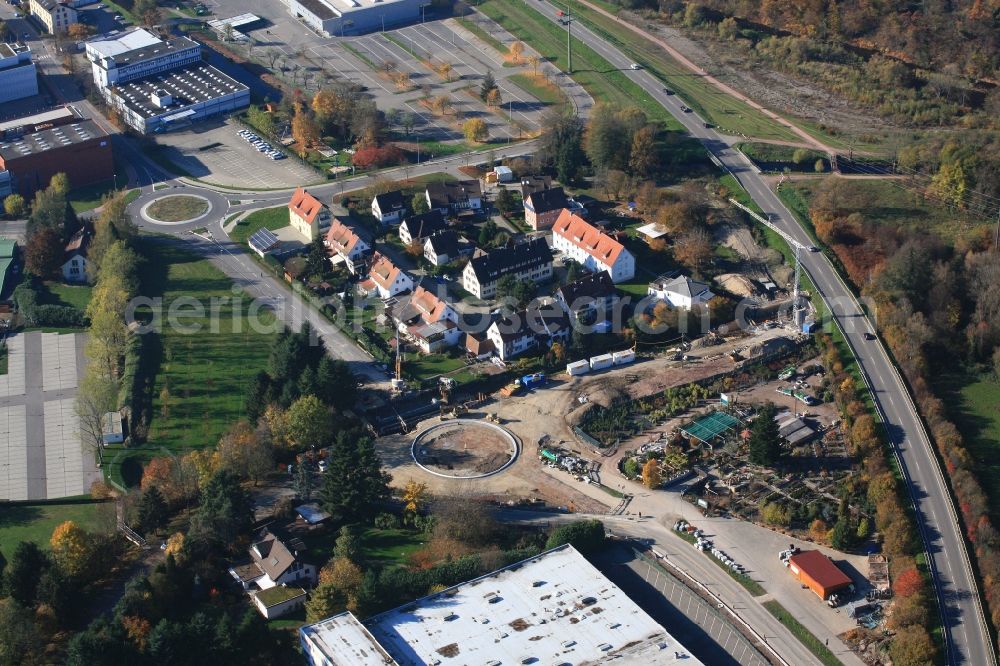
(300, 544), (701, 665)
(85, 29), (248, 134)
(284, 0), (425, 36)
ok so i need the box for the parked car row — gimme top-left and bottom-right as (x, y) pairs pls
(238, 128), (286, 160)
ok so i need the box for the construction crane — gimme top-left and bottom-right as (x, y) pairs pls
(728, 199), (810, 327)
(392, 328), (404, 392)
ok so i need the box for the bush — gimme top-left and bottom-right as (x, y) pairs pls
(352, 145), (405, 169)
(545, 519), (606, 554)
(374, 512), (401, 530)
(13, 283), (86, 328)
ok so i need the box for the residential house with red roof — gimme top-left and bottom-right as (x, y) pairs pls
(288, 187), (329, 241)
(551, 209), (635, 283)
(362, 252), (413, 299)
(390, 284), (462, 353)
(325, 219), (371, 274)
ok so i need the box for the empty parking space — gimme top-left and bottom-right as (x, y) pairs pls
(45, 399), (88, 498)
(0, 334), (25, 398)
(42, 332), (78, 392)
(0, 405), (28, 501)
(156, 121), (322, 188)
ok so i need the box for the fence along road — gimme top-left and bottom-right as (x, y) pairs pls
(526, 1), (995, 663)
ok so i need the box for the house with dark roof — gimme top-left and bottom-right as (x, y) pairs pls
(390, 284), (462, 353)
(62, 228), (89, 283)
(461, 238), (553, 300)
(648, 274), (714, 310)
(425, 179), (482, 214)
(556, 270), (618, 319)
(228, 531), (316, 619)
(552, 209), (635, 283)
(398, 209), (447, 245)
(288, 187), (329, 241)
(325, 219), (371, 274)
(523, 187), (568, 231)
(519, 175), (552, 199)
(423, 229), (467, 266)
(371, 190), (406, 225)
(486, 302), (571, 361)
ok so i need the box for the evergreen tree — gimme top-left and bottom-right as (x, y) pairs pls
(295, 462), (314, 502)
(3, 541), (49, 605)
(187, 471), (252, 557)
(304, 235), (329, 280)
(480, 70), (497, 102)
(321, 431), (392, 526)
(748, 402), (783, 466)
(316, 357), (357, 410)
(245, 371), (273, 424)
(137, 485), (169, 536)
(333, 526), (363, 562)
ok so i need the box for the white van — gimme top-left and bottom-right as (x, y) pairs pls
(630, 63), (641, 70)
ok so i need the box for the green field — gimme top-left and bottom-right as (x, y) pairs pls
(230, 206), (290, 243)
(508, 72), (570, 107)
(405, 353), (467, 380)
(68, 180), (139, 214)
(304, 527), (426, 567)
(146, 195), (210, 223)
(476, 0), (683, 130)
(38, 282), (93, 312)
(779, 178), (986, 242)
(737, 142), (829, 172)
(937, 372), (1000, 517)
(135, 238), (277, 453)
(763, 600), (843, 666)
(0, 500), (111, 552)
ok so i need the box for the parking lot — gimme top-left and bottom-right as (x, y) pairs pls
(0, 332), (100, 501)
(154, 119), (323, 188)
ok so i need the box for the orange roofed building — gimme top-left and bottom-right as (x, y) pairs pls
(325, 219), (370, 274)
(551, 209), (635, 283)
(363, 252), (413, 299)
(390, 285), (462, 353)
(788, 550), (853, 600)
(288, 187), (330, 241)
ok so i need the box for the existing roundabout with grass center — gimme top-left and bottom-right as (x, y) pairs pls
(411, 419), (520, 479)
(141, 194), (213, 225)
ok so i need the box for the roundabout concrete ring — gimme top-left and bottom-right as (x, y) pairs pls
(140, 194), (213, 225)
(410, 419), (520, 479)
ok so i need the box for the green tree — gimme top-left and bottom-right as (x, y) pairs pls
(623, 457), (640, 478)
(333, 526), (363, 562)
(3, 541), (49, 606)
(545, 519), (606, 554)
(294, 461), (314, 501)
(246, 105), (275, 138)
(304, 235), (329, 280)
(28, 185), (69, 237)
(495, 188), (517, 216)
(0, 598), (43, 665)
(411, 192), (429, 214)
(2, 194), (25, 218)
(186, 471), (252, 557)
(137, 486), (169, 536)
(285, 394), (333, 449)
(477, 219), (498, 247)
(830, 516), (855, 550)
(321, 431), (392, 526)
(480, 69), (497, 102)
(748, 402), (782, 466)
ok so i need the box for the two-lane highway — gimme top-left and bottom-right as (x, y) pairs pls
(529, 2), (993, 664)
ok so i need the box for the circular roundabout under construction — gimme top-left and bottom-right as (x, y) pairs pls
(411, 419), (520, 479)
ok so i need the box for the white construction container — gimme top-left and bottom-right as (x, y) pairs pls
(566, 360), (591, 376)
(612, 349), (635, 366)
(589, 353), (614, 371)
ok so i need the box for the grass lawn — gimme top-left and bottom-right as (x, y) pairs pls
(230, 206), (290, 243)
(778, 178), (986, 243)
(737, 142), (829, 172)
(559, 0), (799, 142)
(38, 282), (93, 312)
(405, 353), (467, 380)
(936, 372), (1000, 518)
(304, 527), (426, 567)
(0, 346), (6, 375)
(477, 0), (683, 131)
(135, 238), (277, 454)
(68, 180), (139, 214)
(0, 500), (111, 550)
(146, 195), (210, 223)
(508, 72), (570, 108)
(763, 600), (843, 666)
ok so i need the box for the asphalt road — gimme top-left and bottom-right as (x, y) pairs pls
(501, 510), (831, 666)
(527, 3), (992, 664)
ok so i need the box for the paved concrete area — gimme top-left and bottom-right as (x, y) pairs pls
(0, 332), (98, 501)
(155, 119), (322, 188)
